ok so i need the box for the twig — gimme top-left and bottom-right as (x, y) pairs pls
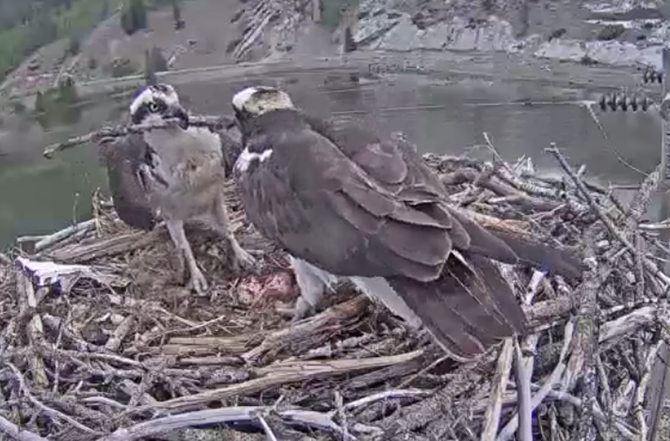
(95, 406), (359, 441)
(6, 362), (102, 436)
(497, 319), (575, 441)
(481, 339), (514, 441)
(124, 350), (423, 414)
(42, 115), (235, 158)
(513, 339), (532, 441)
(0, 413), (49, 441)
(634, 340), (662, 440)
(344, 389), (432, 411)
(257, 413), (278, 441)
(547, 143), (670, 286)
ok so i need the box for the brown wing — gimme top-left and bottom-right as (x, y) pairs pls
(237, 111), (533, 358)
(99, 134), (156, 231)
(299, 115), (524, 265)
(303, 114), (584, 279)
(238, 112), (521, 279)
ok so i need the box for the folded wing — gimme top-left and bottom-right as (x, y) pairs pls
(99, 133), (157, 231)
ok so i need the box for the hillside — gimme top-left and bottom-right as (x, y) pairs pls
(0, 0), (125, 95)
(1, 0), (272, 99)
(2, 0), (667, 103)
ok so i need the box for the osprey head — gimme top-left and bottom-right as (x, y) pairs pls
(129, 83), (189, 129)
(232, 86), (295, 120)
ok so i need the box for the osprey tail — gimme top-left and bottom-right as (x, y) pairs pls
(386, 252), (527, 361)
(447, 206), (584, 280)
(378, 211), (583, 361)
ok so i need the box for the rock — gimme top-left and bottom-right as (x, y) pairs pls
(534, 37), (662, 69)
(356, 10), (525, 53)
(352, 0), (668, 69)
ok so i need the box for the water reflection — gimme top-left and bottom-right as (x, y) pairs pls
(0, 73), (663, 247)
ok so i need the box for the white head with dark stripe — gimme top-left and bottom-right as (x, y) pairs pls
(129, 83), (189, 129)
(231, 86), (295, 173)
(232, 86), (294, 119)
(232, 86), (296, 145)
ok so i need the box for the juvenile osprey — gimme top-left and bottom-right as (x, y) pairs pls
(99, 84), (256, 294)
(231, 86), (583, 361)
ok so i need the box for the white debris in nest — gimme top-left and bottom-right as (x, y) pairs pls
(15, 257), (130, 293)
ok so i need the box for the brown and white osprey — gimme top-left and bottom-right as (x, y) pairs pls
(99, 84), (256, 294)
(231, 86), (583, 361)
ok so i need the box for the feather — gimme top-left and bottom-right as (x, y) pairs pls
(99, 134), (156, 231)
(387, 251), (527, 361)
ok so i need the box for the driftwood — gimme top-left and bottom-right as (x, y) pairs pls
(2, 122), (670, 440)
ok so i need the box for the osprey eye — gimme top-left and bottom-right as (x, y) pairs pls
(148, 103), (159, 112)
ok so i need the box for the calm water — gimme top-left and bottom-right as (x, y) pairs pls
(0, 72), (663, 247)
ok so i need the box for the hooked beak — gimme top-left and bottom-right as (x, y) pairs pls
(168, 104), (189, 129)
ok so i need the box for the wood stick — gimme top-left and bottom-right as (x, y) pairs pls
(0, 414), (49, 441)
(42, 115), (235, 158)
(480, 339), (514, 441)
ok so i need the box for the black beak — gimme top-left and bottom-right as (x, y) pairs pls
(169, 104), (189, 129)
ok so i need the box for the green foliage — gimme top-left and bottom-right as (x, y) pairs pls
(144, 49), (156, 85)
(33, 77), (82, 128)
(144, 46), (167, 85)
(67, 36), (80, 55)
(0, 0), (124, 83)
(150, 46), (168, 72)
(320, 0), (359, 31)
(56, 75), (78, 103)
(34, 91), (46, 114)
(121, 0), (148, 35)
(596, 24), (625, 41)
(172, 0), (184, 30)
(8, 99), (26, 114)
(109, 57), (137, 77)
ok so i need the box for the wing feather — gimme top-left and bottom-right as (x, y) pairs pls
(387, 253), (526, 361)
(99, 134), (156, 231)
(236, 109), (582, 360)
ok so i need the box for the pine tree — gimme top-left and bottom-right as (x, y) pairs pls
(144, 49), (157, 85)
(34, 91), (46, 114)
(67, 36), (81, 55)
(120, 0), (148, 35)
(150, 46), (168, 72)
(131, 0), (147, 30)
(172, 0), (184, 29)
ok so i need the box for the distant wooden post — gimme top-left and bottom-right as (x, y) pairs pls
(648, 45), (670, 441)
(312, 0), (321, 23)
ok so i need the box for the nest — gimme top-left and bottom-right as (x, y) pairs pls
(2, 139), (670, 441)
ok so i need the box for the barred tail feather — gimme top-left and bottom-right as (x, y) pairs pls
(385, 252), (527, 361)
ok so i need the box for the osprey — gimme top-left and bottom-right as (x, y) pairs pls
(99, 83), (256, 294)
(231, 86), (583, 361)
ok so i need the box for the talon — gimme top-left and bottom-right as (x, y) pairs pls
(231, 247), (258, 274)
(188, 268), (209, 295)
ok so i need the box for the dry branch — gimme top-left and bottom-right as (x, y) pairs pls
(42, 115), (235, 158)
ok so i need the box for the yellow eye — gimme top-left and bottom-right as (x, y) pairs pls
(149, 102), (159, 112)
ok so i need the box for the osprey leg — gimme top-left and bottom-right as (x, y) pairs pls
(166, 218), (209, 294)
(284, 257), (338, 321)
(212, 195), (257, 273)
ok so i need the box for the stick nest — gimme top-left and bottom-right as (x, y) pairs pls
(2, 139), (670, 441)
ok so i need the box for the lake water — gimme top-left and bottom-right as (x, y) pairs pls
(0, 72), (663, 248)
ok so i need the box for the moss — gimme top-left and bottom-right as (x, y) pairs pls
(596, 24), (625, 41)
